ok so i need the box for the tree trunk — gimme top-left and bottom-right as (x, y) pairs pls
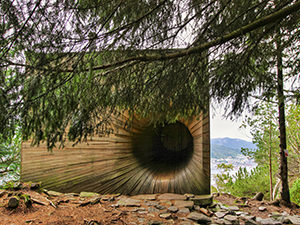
(276, 35), (290, 205)
(269, 122), (273, 201)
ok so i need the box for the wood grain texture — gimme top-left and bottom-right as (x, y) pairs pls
(21, 112), (210, 194)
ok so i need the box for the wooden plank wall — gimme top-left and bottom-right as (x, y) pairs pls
(21, 113), (210, 194)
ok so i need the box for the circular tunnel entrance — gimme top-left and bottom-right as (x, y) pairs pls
(132, 121), (194, 175)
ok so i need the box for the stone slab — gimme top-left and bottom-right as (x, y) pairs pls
(47, 190), (63, 197)
(79, 192), (99, 198)
(167, 206), (178, 213)
(178, 208), (190, 214)
(190, 195), (213, 206)
(117, 197), (141, 207)
(174, 200), (194, 209)
(187, 212), (211, 223)
(256, 217), (281, 225)
(159, 213), (172, 219)
(285, 215), (300, 224)
(132, 194), (157, 200)
(158, 193), (187, 201)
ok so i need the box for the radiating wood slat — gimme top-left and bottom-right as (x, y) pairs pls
(21, 112), (210, 195)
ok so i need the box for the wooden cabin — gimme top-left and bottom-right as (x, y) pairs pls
(21, 113), (210, 194)
(21, 50), (210, 195)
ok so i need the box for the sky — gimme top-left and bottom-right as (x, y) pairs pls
(210, 105), (252, 142)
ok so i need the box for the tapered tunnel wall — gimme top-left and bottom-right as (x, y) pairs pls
(21, 113), (210, 194)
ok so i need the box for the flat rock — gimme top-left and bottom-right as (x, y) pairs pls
(187, 212), (211, 223)
(228, 206), (240, 211)
(47, 190), (63, 197)
(212, 218), (229, 225)
(159, 213), (172, 219)
(136, 207), (146, 211)
(284, 215), (300, 224)
(240, 215), (256, 221)
(79, 196), (101, 206)
(132, 194), (156, 200)
(191, 195), (213, 206)
(184, 194), (195, 199)
(146, 201), (159, 206)
(218, 204), (229, 210)
(117, 197), (141, 207)
(79, 192), (99, 198)
(256, 217), (281, 225)
(224, 215), (239, 224)
(148, 207), (160, 213)
(64, 193), (79, 197)
(215, 211), (228, 218)
(167, 206), (178, 213)
(158, 193), (187, 201)
(269, 213), (283, 222)
(235, 211), (245, 216)
(213, 219), (232, 225)
(155, 204), (166, 210)
(174, 200), (194, 209)
(258, 206), (266, 211)
(178, 208), (190, 214)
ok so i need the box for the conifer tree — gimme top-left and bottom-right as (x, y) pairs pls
(0, 0), (300, 202)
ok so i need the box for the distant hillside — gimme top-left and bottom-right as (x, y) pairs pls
(211, 138), (256, 159)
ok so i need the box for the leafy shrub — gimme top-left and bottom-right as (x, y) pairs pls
(290, 178), (300, 205)
(0, 127), (21, 185)
(215, 164), (273, 198)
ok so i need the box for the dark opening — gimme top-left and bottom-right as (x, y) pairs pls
(132, 121), (194, 175)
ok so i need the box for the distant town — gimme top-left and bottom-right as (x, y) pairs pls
(210, 138), (257, 186)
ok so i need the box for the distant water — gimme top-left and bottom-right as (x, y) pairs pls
(211, 154), (257, 186)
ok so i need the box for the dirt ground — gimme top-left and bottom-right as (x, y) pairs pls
(0, 184), (299, 225)
(214, 193), (300, 220)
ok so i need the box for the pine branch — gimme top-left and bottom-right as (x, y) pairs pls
(59, 0), (300, 72)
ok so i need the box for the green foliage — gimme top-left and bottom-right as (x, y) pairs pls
(0, 1), (299, 149)
(239, 102), (300, 200)
(231, 166), (271, 198)
(0, 126), (21, 183)
(215, 164), (273, 198)
(242, 102), (300, 176)
(286, 104), (300, 179)
(241, 102), (279, 168)
(290, 178), (300, 205)
(22, 51), (210, 149)
(1, 181), (15, 190)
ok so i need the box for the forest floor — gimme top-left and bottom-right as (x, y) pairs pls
(0, 184), (299, 225)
